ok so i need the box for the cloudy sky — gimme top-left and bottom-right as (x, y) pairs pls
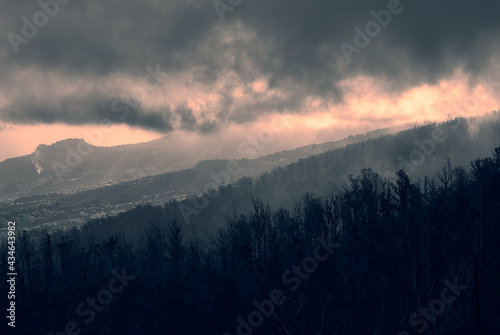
(1, 0), (499, 161)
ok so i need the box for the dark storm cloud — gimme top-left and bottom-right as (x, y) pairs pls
(3, 90), (174, 132)
(199, 120), (219, 134)
(175, 106), (220, 133)
(1, 0), (500, 131)
(176, 106), (198, 131)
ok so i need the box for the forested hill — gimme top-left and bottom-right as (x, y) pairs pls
(0, 122), (406, 202)
(3, 144), (499, 334)
(5, 112), (499, 234)
(0, 123), (409, 231)
(69, 113), (500, 239)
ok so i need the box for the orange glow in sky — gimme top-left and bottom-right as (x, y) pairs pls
(1, 71), (499, 162)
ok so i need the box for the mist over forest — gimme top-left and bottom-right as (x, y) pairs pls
(1, 114), (500, 334)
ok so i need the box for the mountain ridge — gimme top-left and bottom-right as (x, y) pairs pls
(0, 123), (412, 201)
(2, 113), (499, 232)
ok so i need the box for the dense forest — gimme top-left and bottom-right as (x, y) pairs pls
(1, 144), (499, 334)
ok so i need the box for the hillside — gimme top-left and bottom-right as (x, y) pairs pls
(3, 113), (498, 233)
(0, 124), (410, 230)
(4, 137), (500, 335)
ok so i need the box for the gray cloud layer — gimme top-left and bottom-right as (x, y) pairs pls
(1, 0), (499, 131)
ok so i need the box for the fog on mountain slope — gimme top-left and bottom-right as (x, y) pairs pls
(0, 123), (407, 201)
(1, 112), (499, 232)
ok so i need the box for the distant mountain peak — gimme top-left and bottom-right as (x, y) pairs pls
(35, 138), (92, 151)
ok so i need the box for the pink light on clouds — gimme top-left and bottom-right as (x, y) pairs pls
(0, 69), (498, 162)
